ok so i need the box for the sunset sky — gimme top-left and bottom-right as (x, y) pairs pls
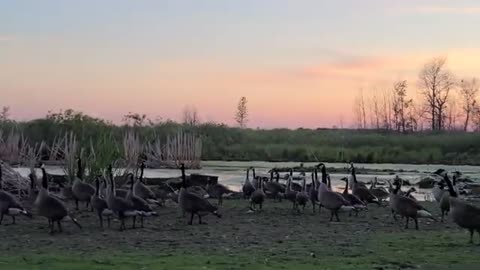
(1, 0), (480, 128)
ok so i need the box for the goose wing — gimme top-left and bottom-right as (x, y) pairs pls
(184, 191), (217, 212)
(40, 196), (68, 218)
(130, 195), (153, 212)
(321, 191), (348, 209)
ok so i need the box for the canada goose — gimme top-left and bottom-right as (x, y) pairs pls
(389, 180), (435, 230)
(106, 164), (140, 231)
(340, 177), (366, 215)
(0, 162), (33, 224)
(36, 164), (82, 234)
(178, 164), (221, 224)
(71, 158), (95, 210)
(436, 171), (480, 243)
(206, 179), (233, 206)
(317, 177), (352, 222)
(249, 175), (266, 211)
(369, 177), (389, 203)
(265, 169), (284, 202)
(309, 169), (319, 214)
(350, 164), (379, 205)
(295, 176), (309, 213)
(347, 162), (366, 189)
(90, 176), (112, 228)
(242, 167), (255, 199)
(284, 169), (298, 210)
(134, 162), (161, 205)
(28, 172), (39, 202)
(126, 173), (156, 228)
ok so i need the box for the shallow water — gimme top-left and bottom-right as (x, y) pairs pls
(12, 161), (480, 201)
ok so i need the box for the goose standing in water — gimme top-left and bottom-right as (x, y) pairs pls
(0, 162), (33, 224)
(36, 164), (82, 234)
(242, 167), (255, 199)
(71, 158), (95, 210)
(435, 171), (480, 243)
(178, 164), (221, 225)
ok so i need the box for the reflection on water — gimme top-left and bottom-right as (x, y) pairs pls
(13, 161), (480, 201)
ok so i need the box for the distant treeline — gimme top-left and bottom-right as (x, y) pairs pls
(1, 109), (480, 165)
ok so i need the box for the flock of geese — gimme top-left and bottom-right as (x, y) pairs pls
(1, 160), (480, 244)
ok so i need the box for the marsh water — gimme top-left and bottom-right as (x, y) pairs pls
(13, 161), (480, 201)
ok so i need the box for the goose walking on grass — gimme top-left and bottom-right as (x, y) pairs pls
(36, 164), (82, 234)
(284, 169), (298, 211)
(435, 170), (480, 244)
(350, 163), (380, 206)
(127, 173), (157, 228)
(389, 180), (435, 230)
(106, 165), (140, 231)
(179, 164), (221, 225)
(340, 177), (366, 216)
(90, 176), (112, 228)
(0, 162), (33, 225)
(309, 169), (320, 214)
(317, 177), (352, 222)
(250, 175), (266, 211)
(295, 176), (309, 213)
(71, 158), (95, 211)
(242, 167), (255, 199)
(265, 169), (284, 202)
(134, 162), (162, 206)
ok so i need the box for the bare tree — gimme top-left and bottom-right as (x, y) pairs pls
(369, 88), (381, 129)
(417, 58), (455, 130)
(459, 78), (479, 131)
(182, 105), (200, 126)
(235, 97), (248, 128)
(0, 106), (10, 122)
(353, 89), (367, 129)
(392, 80), (409, 132)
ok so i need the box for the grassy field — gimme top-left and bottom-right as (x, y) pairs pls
(1, 199), (479, 269)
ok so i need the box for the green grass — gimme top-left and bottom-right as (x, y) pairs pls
(2, 230), (479, 270)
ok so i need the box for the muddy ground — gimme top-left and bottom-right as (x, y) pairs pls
(0, 198), (479, 269)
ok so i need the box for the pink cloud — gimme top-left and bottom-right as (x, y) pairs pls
(401, 6), (480, 14)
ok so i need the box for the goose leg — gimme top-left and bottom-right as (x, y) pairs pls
(469, 229), (474, 244)
(132, 216), (136, 229)
(98, 212), (103, 228)
(441, 211), (445, 223)
(414, 218), (419, 230)
(335, 211), (340, 222)
(260, 203), (263, 210)
(140, 216), (144, 228)
(329, 211), (334, 222)
(188, 212), (194, 225)
(49, 219), (55, 234)
(75, 199), (79, 210)
(311, 201), (316, 214)
(10, 216), (15, 225)
(198, 214), (203, 225)
(405, 217), (409, 229)
(57, 220), (63, 232)
(392, 209), (397, 221)
(0, 213), (3, 225)
(107, 217), (111, 228)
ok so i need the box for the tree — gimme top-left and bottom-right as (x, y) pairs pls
(123, 112), (151, 127)
(0, 106), (10, 122)
(392, 80), (409, 132)
(182, 105), (200, 126)
(418, 58), (455, 130)
(459, 78), (479, 131)
(235, 97), (248, 128)
(353, 89), (367, 129)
